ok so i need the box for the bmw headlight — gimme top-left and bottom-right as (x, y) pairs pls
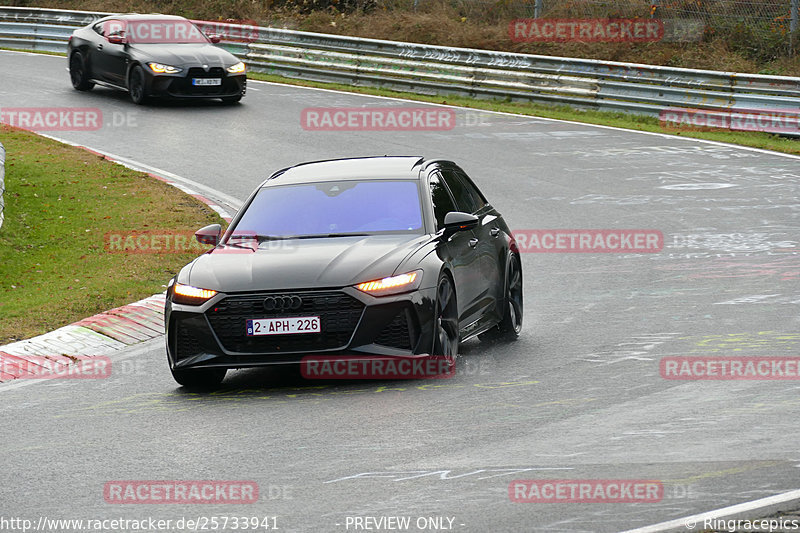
(226, 62), (246, 74)
(147, 62), (182, 74)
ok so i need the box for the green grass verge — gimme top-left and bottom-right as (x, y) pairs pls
(0, 126), (224, 344)
(247, 71), (800, 156)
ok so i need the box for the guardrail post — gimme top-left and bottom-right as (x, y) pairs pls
(792, 0), (799, 54)
(0, 141), (5, 230)
(534, 0), (544, 19)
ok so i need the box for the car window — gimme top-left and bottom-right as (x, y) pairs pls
(230, 180), (424, 238)
(440, 169), (480, 214)
(100, 19), (127, 39)
(125, 19), (209, 44)
(429, 173), (457, 230)
(456, 171), (488, 209)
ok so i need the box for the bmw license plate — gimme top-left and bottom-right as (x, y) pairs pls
(246, 316), (321, 336)
(192, 78), (221, 86)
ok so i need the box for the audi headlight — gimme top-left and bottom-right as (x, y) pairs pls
(171, 283), (218, 305)
(226, 62), (246, 74)
(147, 62), (182, 74)
(355, 270), (422, 296)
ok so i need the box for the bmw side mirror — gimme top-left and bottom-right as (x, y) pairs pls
(107, 33), (126, 45)
(208, 34), (221, 43)
(195, 224), (222, 245)
(443, 211), (479, 237)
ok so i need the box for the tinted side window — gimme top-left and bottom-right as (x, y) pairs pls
(93, 22), (106, 36)
(457, 171), (488, 209)
(429, 173), (457, 230)
(441, 169), (478, 214)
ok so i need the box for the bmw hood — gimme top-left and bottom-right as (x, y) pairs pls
(181, 234), (432, 292)
(130, 43), (238, 68)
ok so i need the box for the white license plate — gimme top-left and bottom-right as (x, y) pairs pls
(192, 78), (221, 86)
(246, 316), (321, 336)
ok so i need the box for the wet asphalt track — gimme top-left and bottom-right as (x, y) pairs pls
(1, 49), (800, 532)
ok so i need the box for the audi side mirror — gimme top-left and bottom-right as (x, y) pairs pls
(207, 34), (221, 43)
(443, 211), (479, 237)
(195, 224), (222, 245)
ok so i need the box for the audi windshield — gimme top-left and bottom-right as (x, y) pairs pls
(227, 180), (425, 239)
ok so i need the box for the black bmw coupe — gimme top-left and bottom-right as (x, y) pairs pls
(67, 14), (246, 104)
(165, 156), (523, 387)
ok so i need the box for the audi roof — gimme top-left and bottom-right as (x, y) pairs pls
(263, 156), (430, 185)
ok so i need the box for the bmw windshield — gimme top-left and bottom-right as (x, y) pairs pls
(227, 180), (425, 240)
(125, 20), (210, 44)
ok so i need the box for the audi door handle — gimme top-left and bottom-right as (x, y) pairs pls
(490, 227), (500, 237)
(468, 238), (479, 248)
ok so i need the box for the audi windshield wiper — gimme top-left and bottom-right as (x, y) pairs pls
(222, 235), (296, 248)
(227, 234), (295, 241)
(295, 233), (371, 239)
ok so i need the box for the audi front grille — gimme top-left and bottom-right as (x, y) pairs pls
(205, 291), (364, 354)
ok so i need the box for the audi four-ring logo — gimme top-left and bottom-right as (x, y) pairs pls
(263, 295), (303, 311)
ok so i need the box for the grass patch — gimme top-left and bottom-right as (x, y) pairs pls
(0, 126), (224, 344)
(248, 71), (800, 156)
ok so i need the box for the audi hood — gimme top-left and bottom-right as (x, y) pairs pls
(178, 234), (434, 293)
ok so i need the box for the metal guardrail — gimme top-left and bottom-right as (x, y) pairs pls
(0, 5), (799, 134)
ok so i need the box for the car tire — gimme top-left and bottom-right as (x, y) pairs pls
(170, 366), (227, 389)
(479, 252), (523, 342)
(433, 273), (459, 357)
(69, 52), (94, 91)
(128, 65), (148, 105)
(221, 95), (242, 104)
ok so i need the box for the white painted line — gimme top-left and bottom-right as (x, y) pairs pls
(248, 79), (800, 161)
(0, 49), (62, 58)
(619, 488), (800, 533)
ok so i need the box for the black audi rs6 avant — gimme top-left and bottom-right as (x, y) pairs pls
(165, 157), (523, 387)
(67, 15), (246, 104)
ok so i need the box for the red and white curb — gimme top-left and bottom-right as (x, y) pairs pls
(0, 128), (242, 384)
(620, 487), (800, 533)
(0, 293), (166, 382)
